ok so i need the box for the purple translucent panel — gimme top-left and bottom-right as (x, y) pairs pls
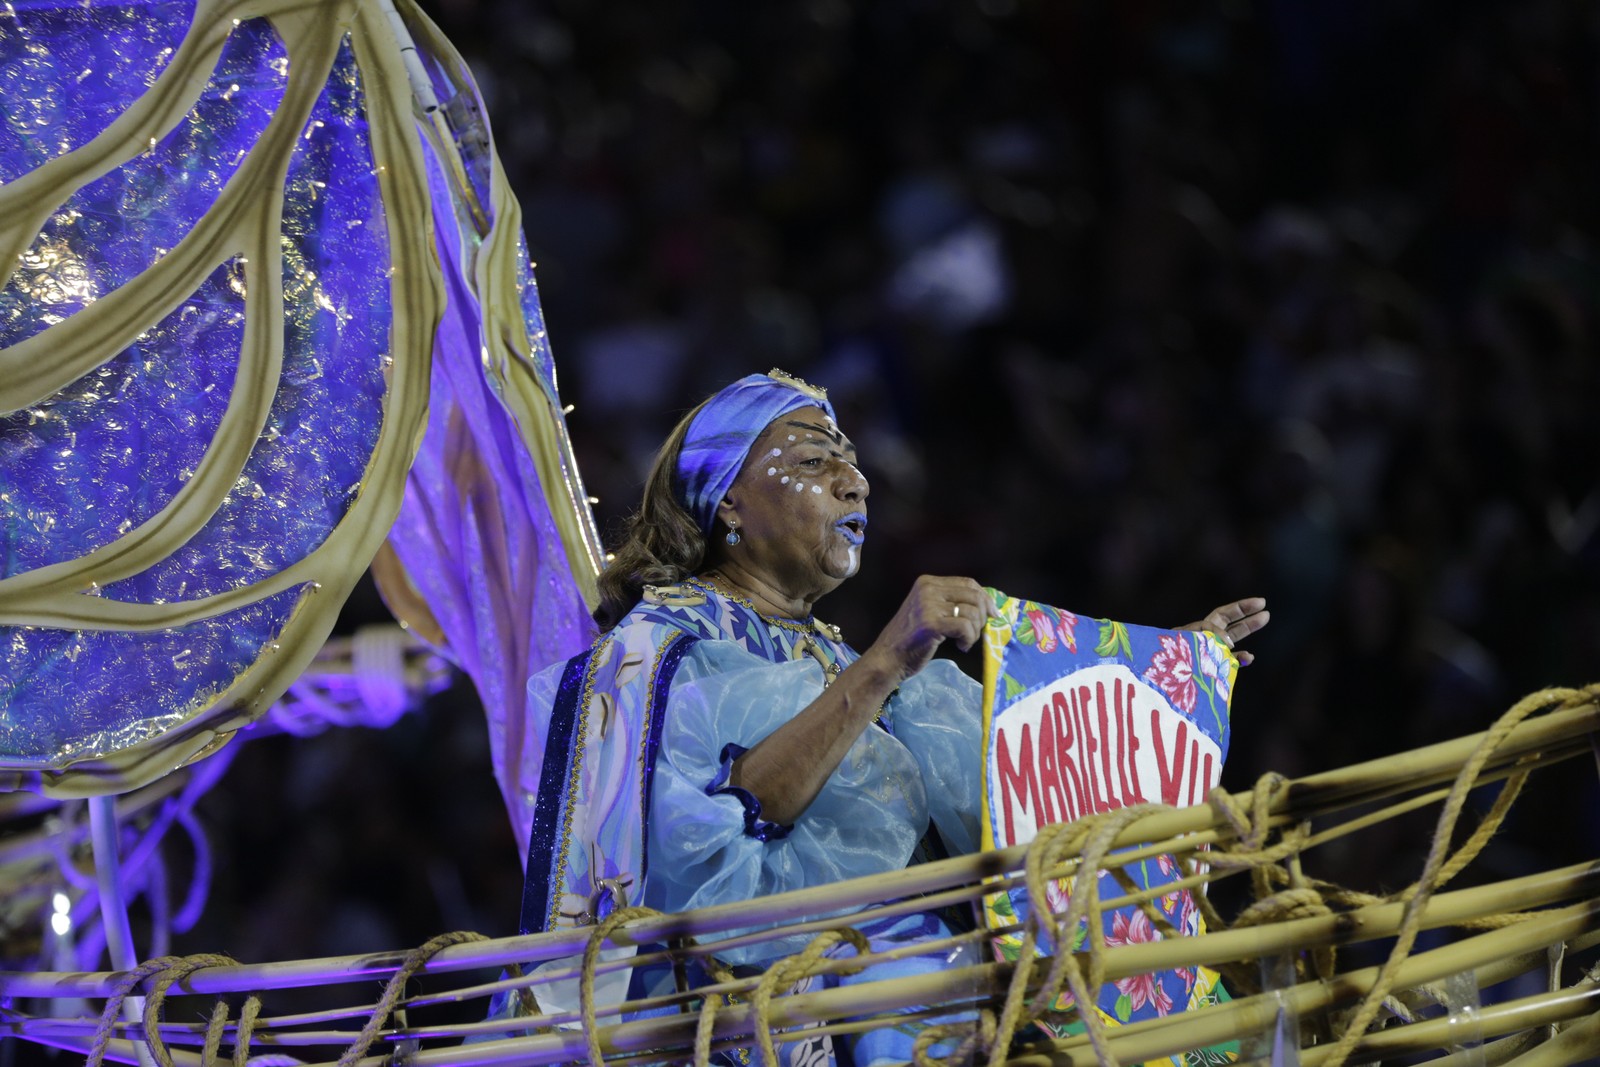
(0, 586), (303, 765)
(0, 263), (240, 579)
(103, 35), (389, 602)
(387, 137), (595, 843)
(515, 231), (561, 400)
(0, 0), (197, 182)
(0, 17), (286, 346)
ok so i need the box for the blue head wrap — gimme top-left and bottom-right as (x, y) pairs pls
(676, 370), (836, 533)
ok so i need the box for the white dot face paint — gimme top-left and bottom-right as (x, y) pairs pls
(787, 435), (796, 441)
(780, 476), (789, 484)
(811, 484), (822, 494)
(770, 448), (782, 457)
(767, 467), (777, 476)
(794, 482), (804, 492)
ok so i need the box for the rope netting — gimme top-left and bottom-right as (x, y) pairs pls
(3, 685), (1598, 1067)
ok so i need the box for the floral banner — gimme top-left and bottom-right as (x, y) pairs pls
(978, 589), (1238, 1059)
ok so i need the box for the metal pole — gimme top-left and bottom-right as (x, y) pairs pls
(89, 795), (157, 1067)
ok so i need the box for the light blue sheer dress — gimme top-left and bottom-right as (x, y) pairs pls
(518, 581), (983, 1064)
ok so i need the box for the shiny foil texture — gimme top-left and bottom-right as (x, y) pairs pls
(1, 10), (391, 773)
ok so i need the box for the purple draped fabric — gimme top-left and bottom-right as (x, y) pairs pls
(383, 132), (598, 858)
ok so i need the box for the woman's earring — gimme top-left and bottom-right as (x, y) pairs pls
(725, 526), (741, 546)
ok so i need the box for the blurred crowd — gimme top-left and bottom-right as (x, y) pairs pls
(189, 0), (1600, 961)
(454, 0), (1599, 780)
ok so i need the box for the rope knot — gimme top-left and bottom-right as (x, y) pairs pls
(87, 953), (240, 1067)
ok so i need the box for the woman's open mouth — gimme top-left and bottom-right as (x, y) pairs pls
(836, 513), (867, 546)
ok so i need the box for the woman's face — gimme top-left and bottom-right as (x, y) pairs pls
(718, 406), (870, 600)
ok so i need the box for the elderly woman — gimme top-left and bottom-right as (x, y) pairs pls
(516, 370), (1267, 1061)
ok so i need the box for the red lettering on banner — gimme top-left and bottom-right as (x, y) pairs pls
(1082, 685), (1110, 813)
(1152, 709), (1188, 806)
(1095, 682), (1117, 807)
(993, 665), (1225, 843)
(1122, 681), (1146, 803)
(1037, 703), (1063, 824)
(1071, 687), (1095, 812)
(997, 724), (1042, 841)
(1052, 691), (1086, 820)
(1186, 737), (1200, 807)
(1113, 680), (1133, 806)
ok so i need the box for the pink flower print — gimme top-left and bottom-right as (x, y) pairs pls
(1044, 877), (1072, 919)
(1156, 854), (1183, 913)
(1056, 610), (1079, 653)
(1178, 891), (1200, 937)
(1105, 909), (1173, 1015)
(1041, 878), (1084, 954)
(1143, 633), (1196, 713)
(1028, 609), (1058, 653)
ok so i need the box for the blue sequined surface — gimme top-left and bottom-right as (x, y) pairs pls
(0, 18), (287, 347)
(0, 264), (240, 579)
(102, 35), (389, 603)
(0, 10), (392, 768)
(0, 0), (197, 181)
(0, 588), (304, 758)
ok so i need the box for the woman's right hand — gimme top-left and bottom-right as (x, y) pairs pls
(862, 575), (997, 684)
(732, 575), (994, 824)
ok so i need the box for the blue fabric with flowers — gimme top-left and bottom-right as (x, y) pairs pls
(979, 591), (1239, 1060)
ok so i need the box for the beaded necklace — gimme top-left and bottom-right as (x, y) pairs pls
(687, 574), (846, 685)
(686, 574), (814, 634)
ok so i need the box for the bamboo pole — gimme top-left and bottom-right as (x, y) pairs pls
(1026, 900), (1600, 1066)
(3, 726), (1591, 1004)
(258, 897), (1599, 1067)
(1285, 982), (1600, 1067)
(1499, 1008), (1600, 1067)
(15, 856), (1593, 1051)
(1213, 983), (1598, 1067)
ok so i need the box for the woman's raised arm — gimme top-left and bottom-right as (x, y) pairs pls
(728, 575), (995, 825)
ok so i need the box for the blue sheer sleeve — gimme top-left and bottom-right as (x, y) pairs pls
(645, 640), (931, 964)
(883, 659), (984, 858)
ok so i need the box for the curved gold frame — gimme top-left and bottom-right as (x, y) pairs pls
(0, 0), (441, 796)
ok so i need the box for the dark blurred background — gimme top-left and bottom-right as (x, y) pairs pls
(185, 0), (1600, 973)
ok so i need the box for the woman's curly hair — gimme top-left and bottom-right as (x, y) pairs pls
(593, 400), (715, 632)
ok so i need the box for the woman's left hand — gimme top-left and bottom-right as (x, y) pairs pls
(1178, 597), (1270, 665)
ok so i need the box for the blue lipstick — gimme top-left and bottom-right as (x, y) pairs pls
(836, 512), (868, 545)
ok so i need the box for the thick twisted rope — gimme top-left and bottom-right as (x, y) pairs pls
(580, 907), (661, 1067)
(748, 929), (871, 1067)
(335, 931), (487, 1067)
(86, 954), (239, 1067)
(1012, 804), (1168, 1067)
(1315, 684), (1599, 1067)
(201, 999), (230, 1066)
(913, 1009), (997, 1067)
(232, 994), (262, 1067)
(689, 941), (740, 1066)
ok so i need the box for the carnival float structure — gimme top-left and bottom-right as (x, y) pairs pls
(1, 1), (1597, 1065)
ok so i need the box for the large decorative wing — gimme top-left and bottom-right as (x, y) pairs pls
(0, 0), (444, 796)
(377, 5), (604, 856)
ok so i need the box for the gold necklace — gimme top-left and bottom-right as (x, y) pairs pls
(689, 574), (847, 686)
(687, 574), (814, 634)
